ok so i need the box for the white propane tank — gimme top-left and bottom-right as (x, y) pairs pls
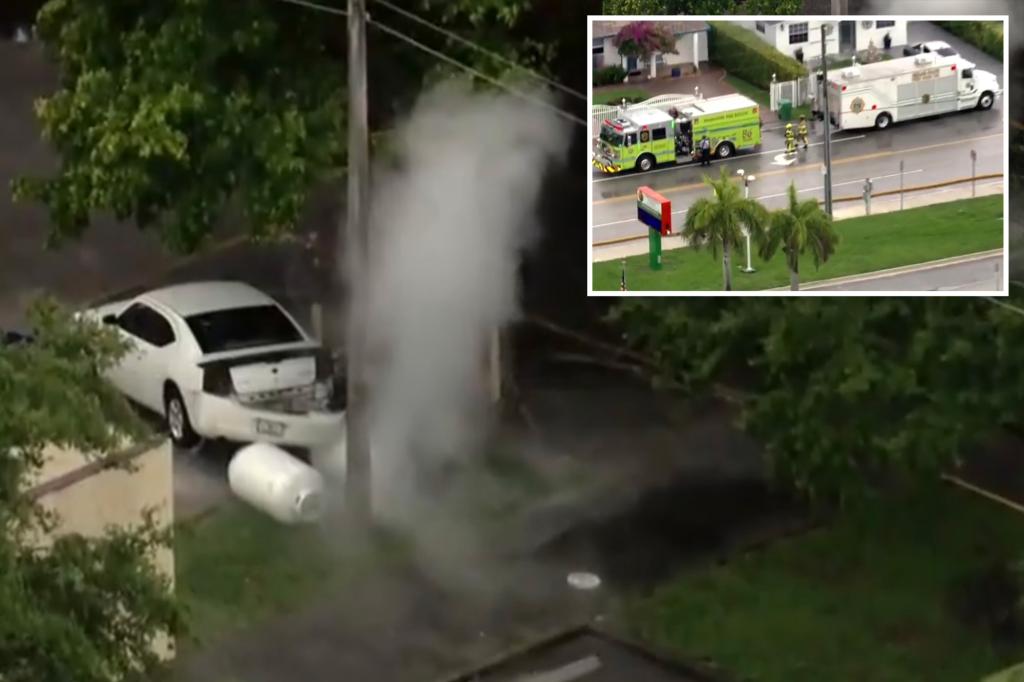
(228, 442), (325, 524)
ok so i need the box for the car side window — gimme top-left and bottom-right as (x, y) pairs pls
(119, 303), (175, 348)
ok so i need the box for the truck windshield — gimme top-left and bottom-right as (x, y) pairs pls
(600, 125), (623, 146)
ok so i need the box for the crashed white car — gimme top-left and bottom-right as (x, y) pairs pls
(84, 281), (344, 449)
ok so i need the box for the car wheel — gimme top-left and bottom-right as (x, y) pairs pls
(716, 142), (734, 159)
(874, 112), (892, 130)
(165, 385), (200, 449)
(636, 154), (656, 172)
(977, 92), (994, 110)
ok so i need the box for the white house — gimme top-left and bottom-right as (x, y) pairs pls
(743, 20), (908, 63)
(593, 20), (710, 79)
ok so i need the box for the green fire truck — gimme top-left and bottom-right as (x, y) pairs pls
(592, 94), (762, 174)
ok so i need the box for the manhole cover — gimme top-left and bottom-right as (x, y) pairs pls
(567, 572), (601, 590)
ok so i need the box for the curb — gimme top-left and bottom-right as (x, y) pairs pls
(788, 248), (1003, 291)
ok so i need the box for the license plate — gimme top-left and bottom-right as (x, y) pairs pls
(254, 419), (287, 437)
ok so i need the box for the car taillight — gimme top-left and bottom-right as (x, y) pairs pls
(202, 365), (233, 395)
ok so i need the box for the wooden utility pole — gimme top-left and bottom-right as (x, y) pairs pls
(345, 0), (372, 521)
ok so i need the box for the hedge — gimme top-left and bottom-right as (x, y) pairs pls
(594, 65), (627, 87)
(709, 21), (807, 90)
(934, 21), (1003, 61)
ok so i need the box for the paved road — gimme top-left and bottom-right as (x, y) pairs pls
(803, 253), (1004, 291)
(591, 22), (1008, 245)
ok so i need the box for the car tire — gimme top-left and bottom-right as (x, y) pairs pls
(165, 385), (201, 449)
(716, 142), (735, 159)
(874, 112), (893, 130)
(977, 92), (994, 111)
(636, 154), (656, 172)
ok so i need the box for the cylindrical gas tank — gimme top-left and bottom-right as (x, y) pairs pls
(228, 443), (325, 524)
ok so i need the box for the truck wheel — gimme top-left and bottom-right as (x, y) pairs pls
(716, 142), (735, 159)
(977, 92), (994, 110)
(874, 112), (893, 130)
(165, 384), (201, 449)
(636, 154), (656, 172)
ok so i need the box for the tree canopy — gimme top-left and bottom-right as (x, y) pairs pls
(610, 296), (1024, 504)
(602, 0), (802, 14)
(13, 0), (566, 253)
(0, 300), (183, 682)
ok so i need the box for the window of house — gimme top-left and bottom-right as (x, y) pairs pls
(755, 22), (766, 33)
(789, 22), (809, 45)
(876, 20), (895, 28)
(592, 37), (604, 55)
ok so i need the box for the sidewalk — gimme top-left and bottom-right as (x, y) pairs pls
(592, 179), (1004, 263)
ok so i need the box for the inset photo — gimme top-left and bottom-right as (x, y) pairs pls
(588, 16), (1009, 294)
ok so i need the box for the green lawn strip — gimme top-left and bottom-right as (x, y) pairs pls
(174, 501), (409, 647)
(618, 483), (1024, 682)
(593, 88), (651, 105)
(594, 195), (1003, 291)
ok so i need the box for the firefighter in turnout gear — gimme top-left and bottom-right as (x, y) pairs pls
(785, 122), (796, 154)
(797, 116), (809, 151)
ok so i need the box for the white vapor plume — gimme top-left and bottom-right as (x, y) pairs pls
(361, 80), (570, 524)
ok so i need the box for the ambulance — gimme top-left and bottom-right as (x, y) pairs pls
(825, 51), (1001, 131)
(592, 93), (762, 174)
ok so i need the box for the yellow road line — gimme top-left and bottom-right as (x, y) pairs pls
(592, 132), (1004, 206)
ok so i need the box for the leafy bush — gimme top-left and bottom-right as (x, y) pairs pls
(594, 65), (627, 86)
(935, 21), (1004, 61)
(709, 21), (807, 90)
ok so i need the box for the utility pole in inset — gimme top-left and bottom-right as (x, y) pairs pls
(345, 0), (372, 522)
(821, 24), (834, 218)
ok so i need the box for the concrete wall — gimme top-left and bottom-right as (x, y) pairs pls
(28, 438), (176, 660)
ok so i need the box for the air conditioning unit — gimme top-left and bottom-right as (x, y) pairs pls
(914, 55), (931, 66)
(841, 68), (861, 79)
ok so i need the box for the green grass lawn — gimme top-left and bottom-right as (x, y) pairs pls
(174, 502), (409, 647)
(619, 483), (1024, 682)
(594, 195), (1003, 291)
(593, 88), (651, 106)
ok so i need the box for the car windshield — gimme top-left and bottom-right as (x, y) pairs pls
(600, 125), (623, 146)
(936, 47), (957, 57)
(186, 304), (304, 354)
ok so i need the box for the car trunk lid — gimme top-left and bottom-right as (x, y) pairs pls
(228, 354), (317, 394)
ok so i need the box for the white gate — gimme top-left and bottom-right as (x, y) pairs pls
(770, 75), (815, 112)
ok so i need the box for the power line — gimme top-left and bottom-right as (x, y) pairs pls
(269, 0), (586, 128)
(275, 0), (347, 16)
(370, 0), (585, 101)
(369, 16), (586, 127)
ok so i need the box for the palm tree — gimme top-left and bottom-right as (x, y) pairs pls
(760, 183), (840, 291)
(682, 166), (769, 291)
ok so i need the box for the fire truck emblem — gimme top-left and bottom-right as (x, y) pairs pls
(850, 97), (865, 113)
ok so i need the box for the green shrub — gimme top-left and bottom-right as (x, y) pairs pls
(709, 21), (807, 90)
(935, 21), (1003, 61)
(594, 65), (627, 86)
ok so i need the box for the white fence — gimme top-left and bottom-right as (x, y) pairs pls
(591, 92), (707, 137)
(770, 75), (816, 112)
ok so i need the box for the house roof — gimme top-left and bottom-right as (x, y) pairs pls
(593, 20), (709, 39)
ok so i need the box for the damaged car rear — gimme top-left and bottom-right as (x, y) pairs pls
(82, 280), (345, 449)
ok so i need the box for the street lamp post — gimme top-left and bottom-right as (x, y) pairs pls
(737, 169), (756, 274)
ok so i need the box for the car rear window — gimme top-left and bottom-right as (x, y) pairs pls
(186, 305), (304, 354)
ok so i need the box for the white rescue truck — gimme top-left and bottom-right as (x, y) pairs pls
(825, 52), (1001, 131)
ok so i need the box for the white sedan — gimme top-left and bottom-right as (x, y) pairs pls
(903, 41), (957, 57)
(84, 281), (344, 449)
